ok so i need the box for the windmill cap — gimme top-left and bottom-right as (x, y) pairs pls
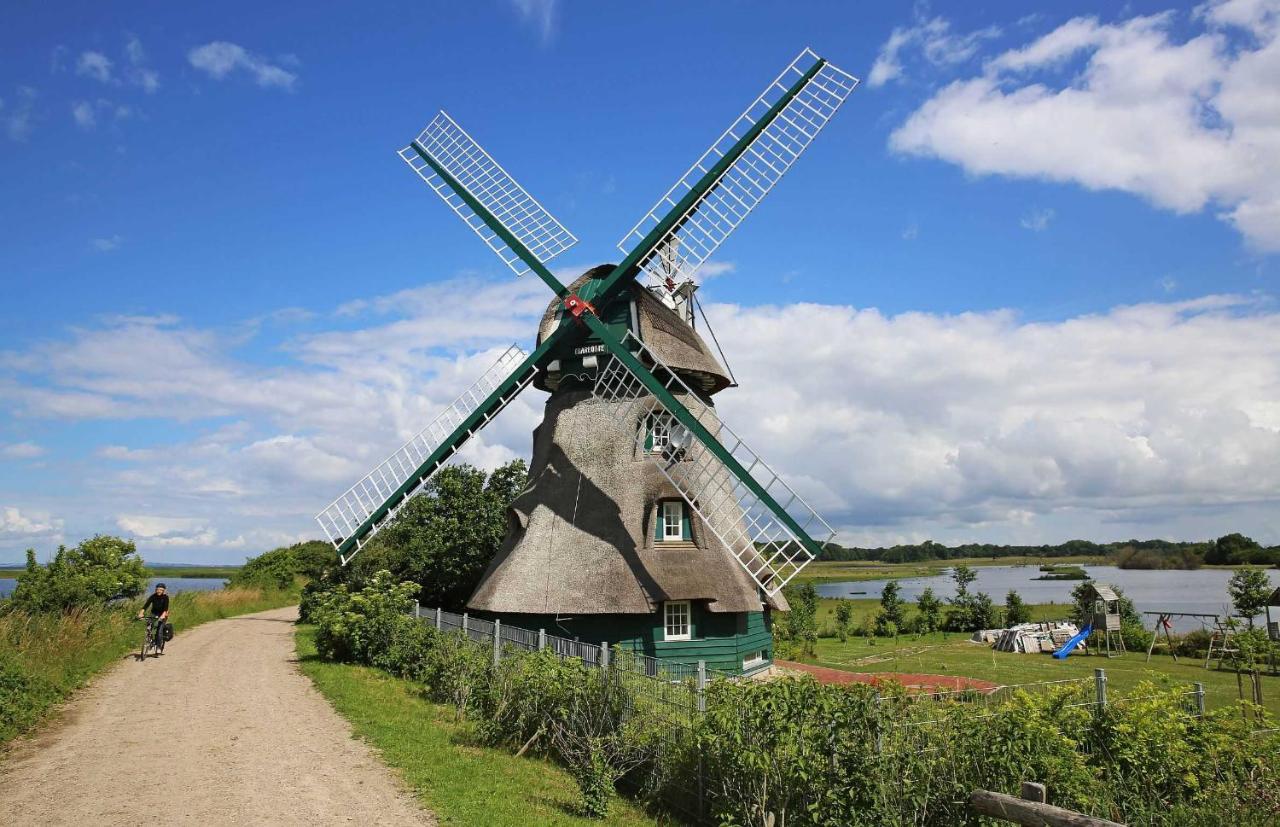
(535, 266), (732, 395)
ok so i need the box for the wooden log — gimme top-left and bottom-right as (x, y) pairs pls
(969, 790), (1126, 827)
(1020, 781), (1046, 803)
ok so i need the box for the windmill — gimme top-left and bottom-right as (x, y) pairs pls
(318, 48), (858, 673)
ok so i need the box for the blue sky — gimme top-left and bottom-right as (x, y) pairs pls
(2, 1), (1278, 562)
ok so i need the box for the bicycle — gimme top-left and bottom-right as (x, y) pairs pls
(137, 615), (166, 660)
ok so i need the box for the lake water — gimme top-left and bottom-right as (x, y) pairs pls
(0, 576), (228, 600)
(815, 565), (1280, 633)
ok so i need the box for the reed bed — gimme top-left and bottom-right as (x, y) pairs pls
(1, 586), (294, 744)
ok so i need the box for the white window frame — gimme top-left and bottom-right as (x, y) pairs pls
(664, 600), (691, 641)
(661, 500), (684, 542)
(649, 414), (671, 453)
(743, 649), (767, 670)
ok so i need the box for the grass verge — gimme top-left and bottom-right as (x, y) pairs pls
(0, 586), (296, 745)
(294, 625), (663, 827)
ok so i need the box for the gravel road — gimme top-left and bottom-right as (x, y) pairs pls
(0, 606), (435, 826)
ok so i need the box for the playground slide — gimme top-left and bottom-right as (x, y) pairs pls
(1052, 624), (1093, 659)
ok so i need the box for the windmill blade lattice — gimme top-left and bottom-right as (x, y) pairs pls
(592, 331), (835, 595)
(618, 48), (857, 286)
(400, 111), (578, 278)
(316, 345), (536, 564)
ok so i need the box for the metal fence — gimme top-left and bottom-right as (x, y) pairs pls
(413, 604), (739, 723)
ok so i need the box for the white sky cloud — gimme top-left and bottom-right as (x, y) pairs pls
(887, 2), (1280, 251)
(0, 442), (44, 459)
(3, 86), (37, 142)
(3, 276), (1279, 559)
(1020, 207), (1055, 232)
(868, 13), (1001, 87)
(509, 0), (559, 45)
(187, 41), (298, 91)
(76, 50), (113, 83)
(91, 234), (123, 252)
(0, 507), (63, 544)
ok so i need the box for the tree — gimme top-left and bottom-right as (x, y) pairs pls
(780, 582), (819, 657)
(915, 587), (942, 633)
(1004, 589), (1031, 625)
(951, 564), (977, 595)
(231, 540), (334, 590)
(833, 600), (854, 643)
(1228, 569), (1272, 626)
(10, 535), (147, 612)
(345, 460), (528, 609)
(876, 580), (906, 634)
(943, 565), (992, 632)
(1205, 533), (1263, 565)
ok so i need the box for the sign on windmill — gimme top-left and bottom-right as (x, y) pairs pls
(316, 48), (857, 673)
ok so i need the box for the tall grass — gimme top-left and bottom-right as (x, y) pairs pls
(0, 586), (296, 744)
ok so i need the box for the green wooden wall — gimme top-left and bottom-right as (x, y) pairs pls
(479, 604), (774, 674)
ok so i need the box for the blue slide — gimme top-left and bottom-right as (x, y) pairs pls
(1053, 624), (1092, 659)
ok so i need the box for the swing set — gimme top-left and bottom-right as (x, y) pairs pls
(1143, 611), (1249, 669)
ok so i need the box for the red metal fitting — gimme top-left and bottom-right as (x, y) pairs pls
(562, 293), (597, 322)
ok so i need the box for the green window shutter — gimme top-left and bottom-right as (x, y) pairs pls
(653, 504), (663, 542)
(644, 421), (653, 452)
(681, 507), (691, 541)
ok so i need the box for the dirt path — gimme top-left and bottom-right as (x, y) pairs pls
(0, 606), (435, 826)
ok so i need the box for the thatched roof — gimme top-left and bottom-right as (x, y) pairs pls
(467, 388), (785, 616)
(534, 266), (732, 394)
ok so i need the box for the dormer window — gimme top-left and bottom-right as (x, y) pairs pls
(655, 499), (691, 543)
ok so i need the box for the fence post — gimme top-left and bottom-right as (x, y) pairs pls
(696, 660), (707, 714)
(1094, 668), (1107, 711)
(493, 618), (502, 666)
(435, 607), (441, 631)
(601, 641), (609, 669)
(413, 598), (419, 619)
(873, 690), (883, 755)
(538, 628), (546, 651)
(462, 613), (469, 636)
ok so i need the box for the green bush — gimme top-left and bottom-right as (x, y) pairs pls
(230, 540), (334, 590)
(304, 579), (1280, 826)
(10, 536), (147, 612)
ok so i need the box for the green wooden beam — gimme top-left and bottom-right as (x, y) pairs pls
(580, 313), (824, 559)
(581, 56), (827, 310)
(407, 142), (571, 301)
(334, 337), (554, 562)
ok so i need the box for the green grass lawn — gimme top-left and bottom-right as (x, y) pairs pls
(802, 628), (1279, 716)
(293, 626), (668, 827)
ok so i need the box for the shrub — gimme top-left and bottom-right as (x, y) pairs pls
(10, 536), (147, 612)
(309, 571), (419, 666)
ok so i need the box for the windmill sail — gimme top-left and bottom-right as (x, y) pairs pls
(591, 331), (835, 595)
(400, 111), (578, 278)
(617, 48), (858, 286)
(316, 345), (537, 564)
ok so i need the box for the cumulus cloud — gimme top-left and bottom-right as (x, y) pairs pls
(124, 35), (160, 93)
(116, 514), (217, 547)
(0, 442), (44, 459)
(3, 274), (1280, 556)
(0, 507), (63, 543)
(707, 293), (1280, 545)
(868, 13), (1001, 87)
(887, 1), (1280, 251)
(91, 234), (123, 252)
(76, 51), (113, 83)
(187, 41), (298, 90)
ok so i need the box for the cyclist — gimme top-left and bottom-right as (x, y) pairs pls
(137, 583), (170, 651)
